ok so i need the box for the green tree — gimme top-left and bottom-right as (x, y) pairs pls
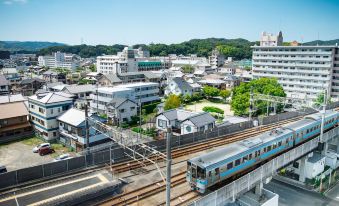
(182, 94), (192, 103)
(182, 65), (194, 73)
(314, 92), (331, 107)
(202, 86), (220, 99)
(164, 94), (181, 110)
(219, 89), (231, 100)
(89, 64), (96, 72)
(231, 78), (286, 116)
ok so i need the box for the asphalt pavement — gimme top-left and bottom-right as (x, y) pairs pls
(326, 180), (339, 202)
(265, 179), (339, 206)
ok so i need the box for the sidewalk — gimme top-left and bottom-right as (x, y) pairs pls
(273, 175), (315, 192)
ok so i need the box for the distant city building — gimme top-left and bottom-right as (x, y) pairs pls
(209, 49), (225, 68)
(0, 74), (9, 95)
(252, 43), (339, 100)
(28, 92), (74, 140)
(38, 51), (80, 70)
(260, 31), (283, 46)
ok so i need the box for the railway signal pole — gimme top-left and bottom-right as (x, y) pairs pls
(166, 128), (172, 206)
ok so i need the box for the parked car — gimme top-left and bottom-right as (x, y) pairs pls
(0, 165), (7, 174)
(32, 143), (51, 153)
(39, 147), (55, 156)
(53, 154), (72, 162)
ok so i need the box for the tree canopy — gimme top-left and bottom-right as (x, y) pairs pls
(231, 78), (286, 116)
(181, 65), (194, 73)
(219, 89), (231, 99)
(314, 92), (331, 107)
(164, 94), (181, 111)
(202, 86), (220, 98)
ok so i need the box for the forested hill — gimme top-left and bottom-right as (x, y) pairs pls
(2, 38), (339, 59)
(37, 38), (255, 60)
(0, 41), (65, 52)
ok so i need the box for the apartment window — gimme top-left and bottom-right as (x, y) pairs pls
(39, 107), (44, 113)
(53, 132), (57, 137)
(50, 109), (53, 114)
(30, 104), (35, 109)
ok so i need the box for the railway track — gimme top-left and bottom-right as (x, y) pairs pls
(109, 116), (303, 174)
(98, 116), (306, 205)
(99, 108), (339, 206)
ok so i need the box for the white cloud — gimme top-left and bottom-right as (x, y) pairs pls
(3, 0), (27, 5)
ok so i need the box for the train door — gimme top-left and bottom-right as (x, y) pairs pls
(214, 167), (220, 182)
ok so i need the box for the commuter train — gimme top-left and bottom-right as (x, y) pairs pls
(186, 110), (339, 193)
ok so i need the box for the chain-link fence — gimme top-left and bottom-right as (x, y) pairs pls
(188, 127), (339, 206)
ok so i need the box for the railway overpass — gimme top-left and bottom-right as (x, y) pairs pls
(188, 126), (339, 206)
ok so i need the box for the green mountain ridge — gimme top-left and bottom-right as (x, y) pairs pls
(1, 38), (338, 59)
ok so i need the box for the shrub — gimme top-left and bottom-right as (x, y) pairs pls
(203, 106), (224, 114)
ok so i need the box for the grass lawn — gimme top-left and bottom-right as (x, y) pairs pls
(185, 99), (234, 116)
(21, 136), (44, 146)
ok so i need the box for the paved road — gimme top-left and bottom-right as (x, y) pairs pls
(326, 180), (339, 201)
(265, 179), (339, 206)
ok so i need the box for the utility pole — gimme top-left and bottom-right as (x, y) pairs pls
(166, 128), (172, 206)
(85, 102), (90, 155)
(249, 86), (253, 120)
(320, 90), (327, 143)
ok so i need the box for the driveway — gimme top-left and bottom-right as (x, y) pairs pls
(0, 141), (53, 171)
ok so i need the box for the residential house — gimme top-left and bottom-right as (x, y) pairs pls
(28, 92), (74, 141)
(62, 84), (96, 109)
(0, 102), (33, 143)
(97, 73), (123, 86)
(1, 68), (22, 89)
(156, 109), (215, 135)
(106, 98), (137, 125)
(57, 108), (107, 151)
(0, 75), (9, 95)
(18, 78), (46, 96)
(165, 77), (193, 96)
(42, 70), (66, 83)
(224, 75), (240, 89)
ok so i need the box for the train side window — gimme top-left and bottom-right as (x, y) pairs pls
(255, 151), (258, 157)
(235, 159), (241, 166)
(285, 138), (289, 144)
(273, 143), (277, 149)
(208, 171), (211, 177)
(258, 150), (261, 156)
(264, 147), (267, 152)
(227, 162), (233, 170)
(243, 155), (248, 162)
(215, 168), (219, 175)
(249, 153), (253, 160)
(267, 146), (272, 151)
(278, 141), (282, 147)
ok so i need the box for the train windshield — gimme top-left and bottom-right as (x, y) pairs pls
(197, 166), (206, 179)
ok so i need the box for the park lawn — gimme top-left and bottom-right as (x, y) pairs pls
(22, 136), (44, 146)
(185, 99), (234, 116)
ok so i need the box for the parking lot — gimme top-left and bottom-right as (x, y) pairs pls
(0, 137), (75, 171)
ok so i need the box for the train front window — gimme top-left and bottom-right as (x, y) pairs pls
(197, 167), (206, 179)
(187, 162), (191, 171)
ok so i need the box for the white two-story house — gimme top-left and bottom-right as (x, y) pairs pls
(28, 91), (74, 141)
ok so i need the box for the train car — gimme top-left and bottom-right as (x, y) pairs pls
(187, 110), (338, 194)
(187, 127), (293, 193)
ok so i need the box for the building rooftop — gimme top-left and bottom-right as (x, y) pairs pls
(0, 94), (25, 104)
(0, 102), (28, 119)
(98, 87), (132, 93)
(63, 84), (96, 94)
(0, 75), (9, 85)
(101, 74), (122, 83)
(20, 78), (45, 85)
(308, 152), (325, 164)
(172, 77), (193, 90)
(57, 108), (87, 127)
(29, 92), (73, 104)
(115, 81), (159, 87)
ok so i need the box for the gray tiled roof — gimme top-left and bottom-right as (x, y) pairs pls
(107, 98), (136, 108)
(0, 75), (9, 86)
(184, 112), (216, 127)
(20, 78), (45, 85)
(102, 74), (122, 83)
(43, 70), (58, 75)
(63, 84), (96, 94)
(172, 77), (192, 90)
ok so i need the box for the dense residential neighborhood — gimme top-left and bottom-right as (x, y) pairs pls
(0, 1), (339, 205)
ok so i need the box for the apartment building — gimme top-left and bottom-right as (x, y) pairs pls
(28, 92), (74, 141)
(38, 51), (80, 70)
(252, 32), (339, 100)
(209, 49), (225, 68)
(115, 82), (160, 104)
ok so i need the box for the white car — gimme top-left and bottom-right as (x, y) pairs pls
(53, 154), (72, 162)
(32, 143), (51, 153)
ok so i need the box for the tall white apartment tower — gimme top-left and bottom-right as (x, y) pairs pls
(252, 40), (339, 101)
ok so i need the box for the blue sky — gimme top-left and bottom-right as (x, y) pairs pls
(1, 0), (339, 45)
